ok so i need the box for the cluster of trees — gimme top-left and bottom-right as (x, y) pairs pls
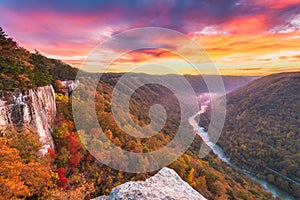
(0, 130), (95, 199)
(204, 72), (300, 198)
(0, 131), (52, 199)
(0, 27), (77, 91)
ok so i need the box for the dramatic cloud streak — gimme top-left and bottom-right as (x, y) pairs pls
(0, 0), (299, 75)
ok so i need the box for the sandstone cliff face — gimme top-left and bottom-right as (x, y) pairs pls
(94, 167), (206, 200)
(0, 85), (56, 155)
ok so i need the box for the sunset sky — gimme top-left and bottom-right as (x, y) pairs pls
(0, 0), (299, 75)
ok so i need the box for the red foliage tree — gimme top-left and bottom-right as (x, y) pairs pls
(65, 132), (81, 155)
(68, 152), (83, 170)
(57, 168), (68, 189)
(47, 147), (57, 159)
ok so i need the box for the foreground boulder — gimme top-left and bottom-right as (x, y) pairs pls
(94, 167), (206, 200)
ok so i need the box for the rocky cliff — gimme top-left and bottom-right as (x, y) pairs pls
(94, 167), (206, 200)
(0, 85), (56, 155)
(61, 80), (79, 96)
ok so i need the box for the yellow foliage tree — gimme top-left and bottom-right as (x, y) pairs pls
(0, 138), (30, 200)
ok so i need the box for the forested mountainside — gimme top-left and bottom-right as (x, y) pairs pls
(60, 73), (274, 199)
(0, 28), (274, 199)
(0, 27), (77, 91)
(206, 72), (300, 198)
(1, 73), (273, 199)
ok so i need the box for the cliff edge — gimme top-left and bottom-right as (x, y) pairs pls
(0, 85), (56, 154)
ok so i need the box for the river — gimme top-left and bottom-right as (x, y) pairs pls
(188, 105), (295, 200)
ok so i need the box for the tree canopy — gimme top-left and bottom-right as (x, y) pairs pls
(204, 72), (300, 198)
(0, 27), (78, 92)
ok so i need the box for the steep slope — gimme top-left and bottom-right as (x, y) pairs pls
(94, 167), (206, 200)
(217, 72), (300, 198)
(0, 85), (56, 154)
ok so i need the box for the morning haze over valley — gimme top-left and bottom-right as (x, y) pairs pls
(0, 1), (299, 200)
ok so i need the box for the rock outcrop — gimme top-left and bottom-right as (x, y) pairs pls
(60, 80), (79, 96)
(0, 85), (56, 155)
(94, 167), (206, 200)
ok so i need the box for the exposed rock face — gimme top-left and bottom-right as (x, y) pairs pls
(0, 85), (56, 155)
(94, 167), (206, 200)
(61, 80), (79, 96)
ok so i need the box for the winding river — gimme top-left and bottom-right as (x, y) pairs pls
(188, 105), (295, 200)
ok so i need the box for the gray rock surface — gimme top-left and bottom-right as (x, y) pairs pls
(93, 167), (206, 200)
(0, 85), (56, 155)
(61, 80), (79, 96)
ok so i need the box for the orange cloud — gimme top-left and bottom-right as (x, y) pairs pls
(224, 15), (269, 34)
(195, 30), (300, 58)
